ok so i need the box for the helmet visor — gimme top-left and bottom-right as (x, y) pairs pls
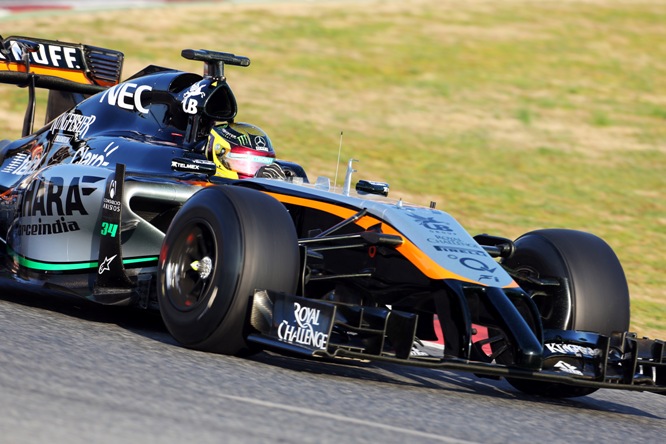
(225, 147), (275, 178)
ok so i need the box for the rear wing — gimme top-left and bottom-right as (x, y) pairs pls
(0, 36), (124, 136)
(0, 35), (124, 92)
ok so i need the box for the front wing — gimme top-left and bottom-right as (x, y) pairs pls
(248, 290), (666, 394)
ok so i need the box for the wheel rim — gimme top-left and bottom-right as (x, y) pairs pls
(164, 220), (218, 311)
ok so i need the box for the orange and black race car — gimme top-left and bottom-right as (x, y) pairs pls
(0, 35), (664, 399)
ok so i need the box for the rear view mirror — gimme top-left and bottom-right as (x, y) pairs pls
(356, 180), (389, 197)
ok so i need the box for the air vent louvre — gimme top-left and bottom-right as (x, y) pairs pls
(85, 47), (124, 86)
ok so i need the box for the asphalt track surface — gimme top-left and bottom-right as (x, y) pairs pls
(1, 285), (664, 443)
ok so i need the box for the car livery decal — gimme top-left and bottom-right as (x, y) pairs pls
(380, 206), (515, 288)
(8, 247), (158, 272)
(8, 165), (108, 264)
(0, 39), (92, 85)
(98, 82), (152, 114)
(263, 190), (517, 288)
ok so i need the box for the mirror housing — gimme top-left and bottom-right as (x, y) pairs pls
(355, 180), (389, 197)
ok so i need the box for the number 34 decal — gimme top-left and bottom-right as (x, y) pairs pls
(101, 221), (119, 238)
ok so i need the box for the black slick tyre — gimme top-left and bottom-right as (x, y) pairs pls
(502, 229), (630, 398)
(503, 229), (629, 334)
(157, 185), (299, 355)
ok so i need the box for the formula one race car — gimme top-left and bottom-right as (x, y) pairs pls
(0, 35), (664, 398)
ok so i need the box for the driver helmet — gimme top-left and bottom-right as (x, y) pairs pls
(207, 122), (276, 179)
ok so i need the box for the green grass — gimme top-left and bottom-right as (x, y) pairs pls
(1, 0), (664, 337)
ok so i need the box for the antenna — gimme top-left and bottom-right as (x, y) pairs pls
(334, 131), (343, 190)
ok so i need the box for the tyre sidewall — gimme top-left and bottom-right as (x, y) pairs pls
(194, 185), (299, 353)
(158, 187), (244, 346)
(507, 229), (629, 335)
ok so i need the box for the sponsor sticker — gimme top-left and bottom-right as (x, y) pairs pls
(394, 207), (515, 286)
(1, 142), (44, 176)
(50, 112), (96, 138)
(98, 254), (117, 274)
(53, 134), (72, 145)
(0, 40), (84, 70)
(1, 152), (41, 176)
(15, 217), (80, 237)
(15, 174), (103, 237)
(433, 245), (486, 256)
(20, 176), (91, 217)
(103, 197), (121, 213)
(554, 360), (584, 376)
(254, 136), (268, 151)
(271, 295), (335, 350)
(237, 134), (251, 146)
(545, 343), (602, 358)
(99, 82), (152, 114)
(407, 212), (455, 233)
(181, 80), (206, 114)
(101, 177), (121, 212)
(72, 142), (119, 167)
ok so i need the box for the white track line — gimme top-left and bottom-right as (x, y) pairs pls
(215, 392), (479, 443)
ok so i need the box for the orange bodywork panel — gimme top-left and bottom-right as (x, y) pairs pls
(0, 61), (94, 85)
(265, 191), (518, 287)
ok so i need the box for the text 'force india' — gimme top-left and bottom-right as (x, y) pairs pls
(0, 36), (664, 399)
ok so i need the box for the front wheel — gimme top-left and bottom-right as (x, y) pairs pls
(502, 229), (630, 398)
(157, 185), (299, 355)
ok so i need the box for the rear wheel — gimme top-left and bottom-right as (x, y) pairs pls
(502, 229), (630, 397)
(157, 185), (299, 355)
